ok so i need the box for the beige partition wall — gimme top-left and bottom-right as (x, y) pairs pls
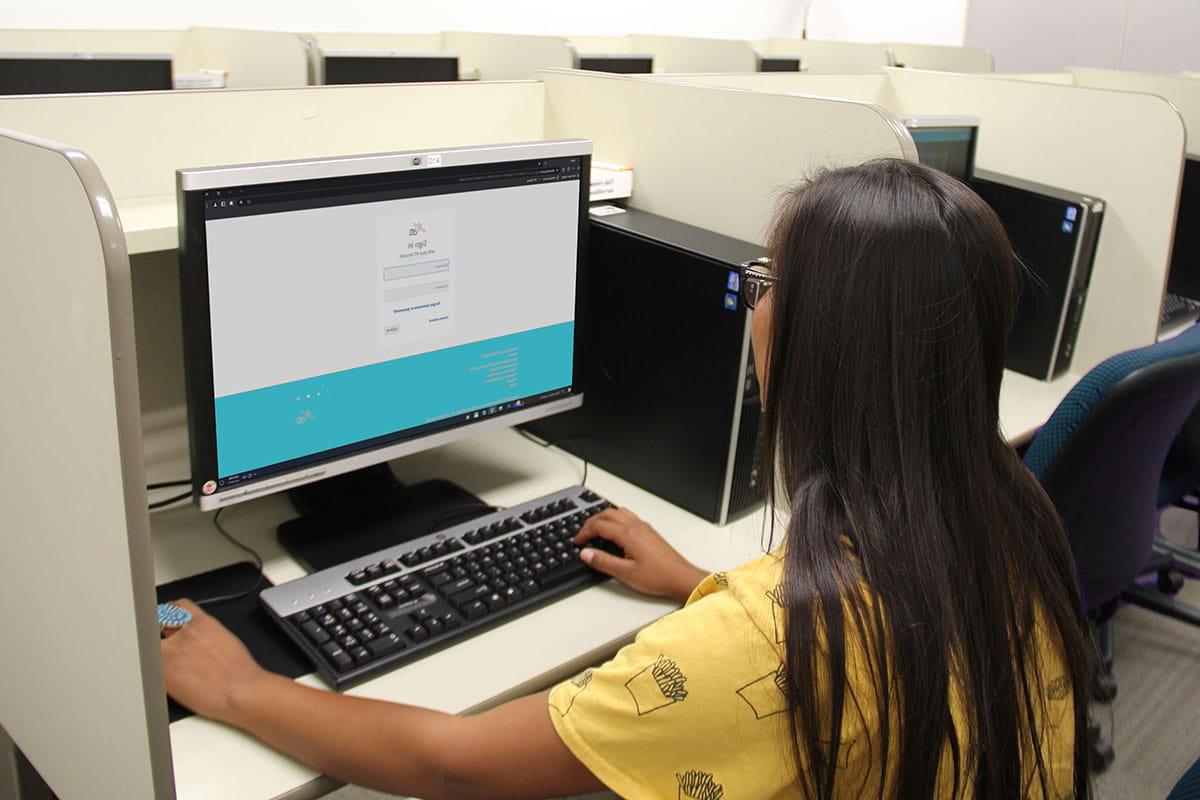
(765, 38), (895, 72)
(0, 27), (187, 55)
(539, 70), (914, 244)
(628, 34), (758, 73)
(0, 82), (545, 209)
(310, 31), (445, 51)
(175, 27), (308, 88)
(887, 42), (995, 72)
(1068, 68), (1200, 157)
(0, 129), (170, 800)
(567, 35), (635, 53)
(441, 31), (574, 79)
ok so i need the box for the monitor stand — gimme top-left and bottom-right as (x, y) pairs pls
(277, 464), (493, 573)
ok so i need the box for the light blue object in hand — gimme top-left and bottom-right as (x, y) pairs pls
(157, 602), (192, 633)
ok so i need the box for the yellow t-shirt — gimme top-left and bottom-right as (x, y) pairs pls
(548, 552), (1076, 799)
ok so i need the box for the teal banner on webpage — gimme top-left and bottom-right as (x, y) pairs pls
(215, 321), (574, 476)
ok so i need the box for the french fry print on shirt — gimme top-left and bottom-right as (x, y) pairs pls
(625, 654), (688, 715)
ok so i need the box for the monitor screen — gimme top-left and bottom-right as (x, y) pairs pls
(0, 52), (172, 94)
(576, 55), (654, 74)
(758, 55), (801, 72)
(1167, 157), (1200, 302)
(904, 118), (978, 182)
(322, 52), (459, 84)
(179, 141), (590, 509)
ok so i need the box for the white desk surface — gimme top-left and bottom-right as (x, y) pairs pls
(146, 415), (774, 800)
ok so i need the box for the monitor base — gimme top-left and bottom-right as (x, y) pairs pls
(278, 468), (492, 573)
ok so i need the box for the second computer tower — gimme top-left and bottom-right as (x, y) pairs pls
(526, 207), (766, 525)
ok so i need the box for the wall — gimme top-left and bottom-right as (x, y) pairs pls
(966, 0), (1200, 72)
(806, 0), (968, 46)
(3, 0), (807, 40)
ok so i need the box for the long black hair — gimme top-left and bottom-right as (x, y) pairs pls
(760, 159), (1093, 798)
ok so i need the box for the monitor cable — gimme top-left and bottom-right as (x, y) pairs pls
(195, 506), (265, 608)
(517, 429), (589, 486)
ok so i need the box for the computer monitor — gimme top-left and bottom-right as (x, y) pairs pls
(575, 53), (654, 74)
(757, 54), (801, 72)
(320, 50), (459, 84)
(178, 140), (591, 513)
(1166, 156), (1200, 302)
(0, 51), (172, 94)
(901, 115), (980, 182)
(971, 170), (1105, 381)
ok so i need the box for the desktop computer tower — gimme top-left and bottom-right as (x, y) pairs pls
(971, 170), (1105, 381)
(525, 207), (767, 524)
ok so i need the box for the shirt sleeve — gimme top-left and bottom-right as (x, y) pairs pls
(548, 588), (796, 800)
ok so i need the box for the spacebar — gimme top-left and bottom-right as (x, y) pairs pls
(537, 560), (588, 590)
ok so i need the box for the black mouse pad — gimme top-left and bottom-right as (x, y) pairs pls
(157, 562), (313, 723)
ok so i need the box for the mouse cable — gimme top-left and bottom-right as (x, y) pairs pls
(195, 506), (265, 608)
(516, 429), (589, 486)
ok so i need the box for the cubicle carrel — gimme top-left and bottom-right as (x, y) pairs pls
(0, 73), (916, 800)
(637, 68), (1186, 443)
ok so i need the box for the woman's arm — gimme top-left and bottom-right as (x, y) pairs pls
(161, 600), (603, 800)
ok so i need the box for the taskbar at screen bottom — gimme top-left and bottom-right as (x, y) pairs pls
(199, 386), (578, 501)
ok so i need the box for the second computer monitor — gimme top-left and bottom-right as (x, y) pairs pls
(575, 53), (654, 74)
(902, 115), (980, 183)
(0, 51), (172, 94)
(178, 140), (591, 510)
(321, 50), (459, 84)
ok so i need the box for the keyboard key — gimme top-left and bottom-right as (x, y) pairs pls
(461, 600), (488, 621)
(451, 584), (491, 606)
(376, 594), (395, 609)
(339, 634), (358, 650)
(321, 644), (353, 671)
(293, 610), (312, 623)
(463, 529), (484, 545)
(367, 633), (404, 657)
(444, 577), (475, 594)
(426, 571), (452, 587)
(538, 560), (587, 590)
(347, 618), (364, 632)
(330, 624), (348, 639)
(358, 627), (376, 642)
(317, 613), (337, 628)
(371, 621), (390, 635)
(300, 621), (330, 645)
(348, 570), (369, 585)
(519, 579), (539, 595)
(440, 611), (461, 630)
(501, 585), (523, 603)
(405, 625), (429, 643)
(485, 592), (507, 611)
(351, 646), (372, 665)
(426, 618), (444, 635)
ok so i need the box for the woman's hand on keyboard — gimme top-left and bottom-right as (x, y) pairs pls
(160, 598), (271, 724)
(574, 508), (708, 604)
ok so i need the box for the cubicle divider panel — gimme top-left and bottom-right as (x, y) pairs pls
(567, 34), (636, 53)
(177, 27), (309, 88)
(766, 38), (895, 72)
(886, 68), (1186, 370)
(539, 70), (914, 245)
(627, 34), (759, 73)
(312, 31), (445, 52)
(886, 42), (995, 72)
(986, 72), (1076, 84)
(442, 31), (575, 80)
(639, 71), (898, 106)
(0, 27), (188, 55)
(0, 81), (547, 203)
(0, 130), (171, 799)
(1070, 68), (1200, 158)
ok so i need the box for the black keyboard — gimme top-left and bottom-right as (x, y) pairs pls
(260, 486), (618, 689)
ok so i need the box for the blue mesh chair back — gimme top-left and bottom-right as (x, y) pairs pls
(1023, 323), (1200, 612)
(1169, 756), (1200, 800)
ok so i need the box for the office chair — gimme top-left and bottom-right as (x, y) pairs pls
(1169, 756), (1200, 800)
(1022, 322), (1200, 772)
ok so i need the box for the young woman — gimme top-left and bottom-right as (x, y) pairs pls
(162, 159), (1093, 799)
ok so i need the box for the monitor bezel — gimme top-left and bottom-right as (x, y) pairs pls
(178, 139), (592, 510)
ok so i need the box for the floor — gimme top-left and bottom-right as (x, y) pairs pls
(327, 510), (1200, 800)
